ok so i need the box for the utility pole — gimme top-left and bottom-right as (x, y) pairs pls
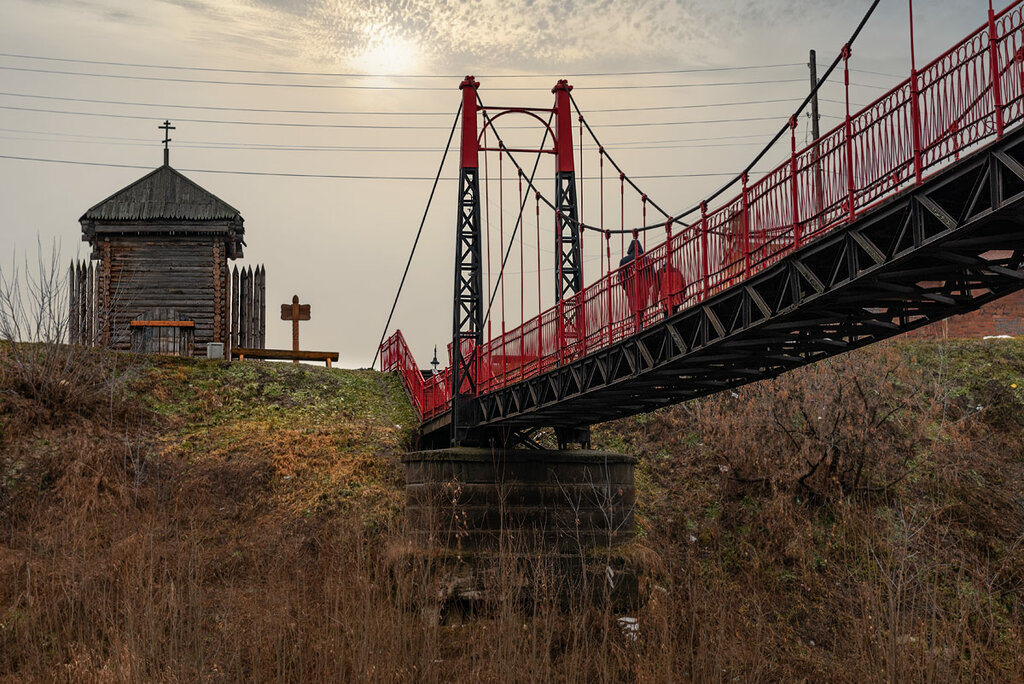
(808, 50), (821, 142)
(809, 49), (823, 224)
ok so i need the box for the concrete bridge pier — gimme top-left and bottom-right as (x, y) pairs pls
(399, 448), (639, 619)
(403, 448), (635, 551)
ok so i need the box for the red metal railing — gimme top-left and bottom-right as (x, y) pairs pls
(379, 329), (450, 419)
(384, 0), (1024, 420)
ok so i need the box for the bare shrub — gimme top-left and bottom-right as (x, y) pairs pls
(0, 240), (136, 425)
(693, 343), (936, 501)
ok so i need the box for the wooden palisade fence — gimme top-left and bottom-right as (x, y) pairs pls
(231, 264), (266, 350)
(68, 259), (98, 346)
(68, 259), (266, 355)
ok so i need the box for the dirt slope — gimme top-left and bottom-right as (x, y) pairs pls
(1, 342), (1022, 681)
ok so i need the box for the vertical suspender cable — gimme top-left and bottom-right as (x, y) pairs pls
(579, 114), (585, 283)
(518, 170), (524, 366)
(619, 172), (625, 257)
(483, 126), (492, 343)
(599, 147), (605, 278)
(499, 147), (506, 380)
(536, 191), (542, 373)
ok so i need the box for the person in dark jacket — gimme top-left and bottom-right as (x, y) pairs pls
(617, 237), (654, 314)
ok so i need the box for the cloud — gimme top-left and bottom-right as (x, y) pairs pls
(241, 0), (855, 71)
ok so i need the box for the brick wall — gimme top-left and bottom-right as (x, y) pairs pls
(903, 288), (1024, 339)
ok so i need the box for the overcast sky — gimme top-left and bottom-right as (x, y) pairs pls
(0, 0), (995, 367)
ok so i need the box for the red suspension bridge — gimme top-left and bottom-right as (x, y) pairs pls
(381, 0), (1024, 448)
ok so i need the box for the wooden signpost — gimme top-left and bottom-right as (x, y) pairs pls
(280, 294), (311, 363)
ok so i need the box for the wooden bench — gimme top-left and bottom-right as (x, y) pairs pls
(232, 347), (340, 368)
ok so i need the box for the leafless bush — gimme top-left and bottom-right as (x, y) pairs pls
(694, 344), (936, 501)
(0, 240), (135, 424)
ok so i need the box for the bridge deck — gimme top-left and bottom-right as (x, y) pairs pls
(421, 127), (1024, 443)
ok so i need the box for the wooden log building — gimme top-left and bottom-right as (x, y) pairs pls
(73, 153), (265, 357)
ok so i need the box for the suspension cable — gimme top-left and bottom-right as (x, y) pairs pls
(569, 0), (882, 234)
(370, 104), (461, 367)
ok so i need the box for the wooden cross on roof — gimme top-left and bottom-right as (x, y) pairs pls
(159, 120), (175, 166)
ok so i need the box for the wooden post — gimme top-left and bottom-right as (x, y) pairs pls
(291, 295), (299, 361)
(231, 266), (239, 350)
(213, 242), (222, 344)
(280, 295), (311, 364)
(78, 261), (87, 345)
(68, 262), (78, 345)
(100, 241), (111, 346)
(86, 261), (94, 345)
(257, 265), (266, 349)
(247, 266), (255, 348)
(240, 266), (250, 348)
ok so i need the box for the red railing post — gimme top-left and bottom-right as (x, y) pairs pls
(1018, 47), (1024, 101)
(842, 44), (857, 220)
(789, 115), (802, 249)
(631, 229), (641, 333)
(537, 314), (543, 377)
(664, 219), (674, 315)
(989, 1), (1006, 138)
(700, 201), (710, 302)
(909, 0), (924, 185)
(741, 171), (751, 279)
(605, 230), (613, 347)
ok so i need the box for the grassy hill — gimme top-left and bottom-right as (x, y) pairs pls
(1, 341), (1022, 681)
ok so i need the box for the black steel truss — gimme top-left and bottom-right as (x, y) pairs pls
(555, 170), (583, 300)
(426, 124), (1024, 445)
(451, 166), (483, 445)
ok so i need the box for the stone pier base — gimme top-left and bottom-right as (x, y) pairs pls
(403, 448), (636, 552)
(395, 448), (645, 620)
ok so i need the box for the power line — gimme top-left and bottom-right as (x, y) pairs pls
(0, 103), (811, 130)
(0, 132), (775, 153)
(851, 67), (905, 79)
(0, 64), (811, 91)
(0, 153), (765, 180)
(0, 51), (803, 79)
(0, 124), (778, 148)
(0, 89), (826, 117)
(0, 91), (453, 116)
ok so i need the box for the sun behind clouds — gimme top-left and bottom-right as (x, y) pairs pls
(352, 27), (422, 74)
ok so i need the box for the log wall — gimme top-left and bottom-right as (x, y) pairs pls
(68, 237), (266, 356)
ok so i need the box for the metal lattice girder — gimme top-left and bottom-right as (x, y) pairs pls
(451, 166), (483, 443)
(555, 170), (583, 299)
(416, 120), (1024, 441)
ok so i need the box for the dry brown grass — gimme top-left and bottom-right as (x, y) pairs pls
(1, 342), (1022, 682)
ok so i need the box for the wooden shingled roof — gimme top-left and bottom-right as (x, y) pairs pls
(80, 165), (242, 222)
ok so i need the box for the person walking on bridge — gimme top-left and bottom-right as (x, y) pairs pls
(617, 235), (654, 318)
